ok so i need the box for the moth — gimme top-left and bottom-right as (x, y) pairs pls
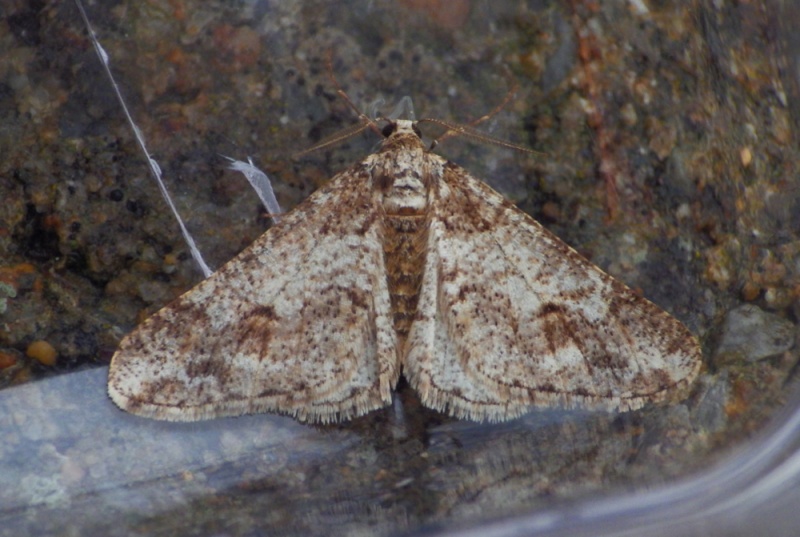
(108, 117), (702, 424)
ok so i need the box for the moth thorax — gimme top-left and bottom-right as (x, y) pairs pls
(382, 173), (428, 215)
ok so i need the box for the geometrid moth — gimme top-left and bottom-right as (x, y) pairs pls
(108, 114), (702, 424)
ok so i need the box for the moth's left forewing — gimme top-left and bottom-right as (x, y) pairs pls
(108, 165), (400, 423)
(405, 161), (702, 422)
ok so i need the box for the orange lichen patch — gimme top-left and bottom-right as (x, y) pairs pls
(740, 280), (760, 302)
(211, 24), (261, 70)
(165, 46), (186, 65)
(105, 273), (136, 296)
(42, 213), (62, 231)
(399, 0), (472, 30)
(725, 378), (752, 419)
(169, 0), (187, 21)
(540, 201), (563, 223)
(373, 468), (391, 481)
(570, 4), (622, 220)
(160, 111), (189, 134)
(162, 253), (179, 275)
(131, 260), (161, 275)
(0, 263), (42, 299)
(0, 263), (37, 287)
(0, 351), (18, 370)
(26, 340), (58, 366)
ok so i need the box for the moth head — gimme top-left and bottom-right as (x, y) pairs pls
(381, 119), (423, 140)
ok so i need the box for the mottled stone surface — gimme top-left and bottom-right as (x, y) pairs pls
(1, 1), (799, 536)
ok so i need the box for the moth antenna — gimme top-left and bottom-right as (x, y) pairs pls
(430, 69), (521, 147)
(326, 51), (382, 137)
(292, 121), (375, 159)
(421, 118), (544, 156)
(294, 52), (391, 159)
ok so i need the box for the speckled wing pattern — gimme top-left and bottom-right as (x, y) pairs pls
(108, 119), (701, 423)
(108, 166), (400, 423)
(404, 161), (702, 421)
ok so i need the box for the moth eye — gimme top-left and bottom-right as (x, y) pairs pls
(382, 123), (397, 137)
(412, 123), (422, 139)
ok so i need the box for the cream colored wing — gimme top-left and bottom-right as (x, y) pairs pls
(404, 162), (702, 422)
(108, 166), (399, 423)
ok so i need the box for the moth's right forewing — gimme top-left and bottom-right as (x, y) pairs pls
(405, 162), (702, 422)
